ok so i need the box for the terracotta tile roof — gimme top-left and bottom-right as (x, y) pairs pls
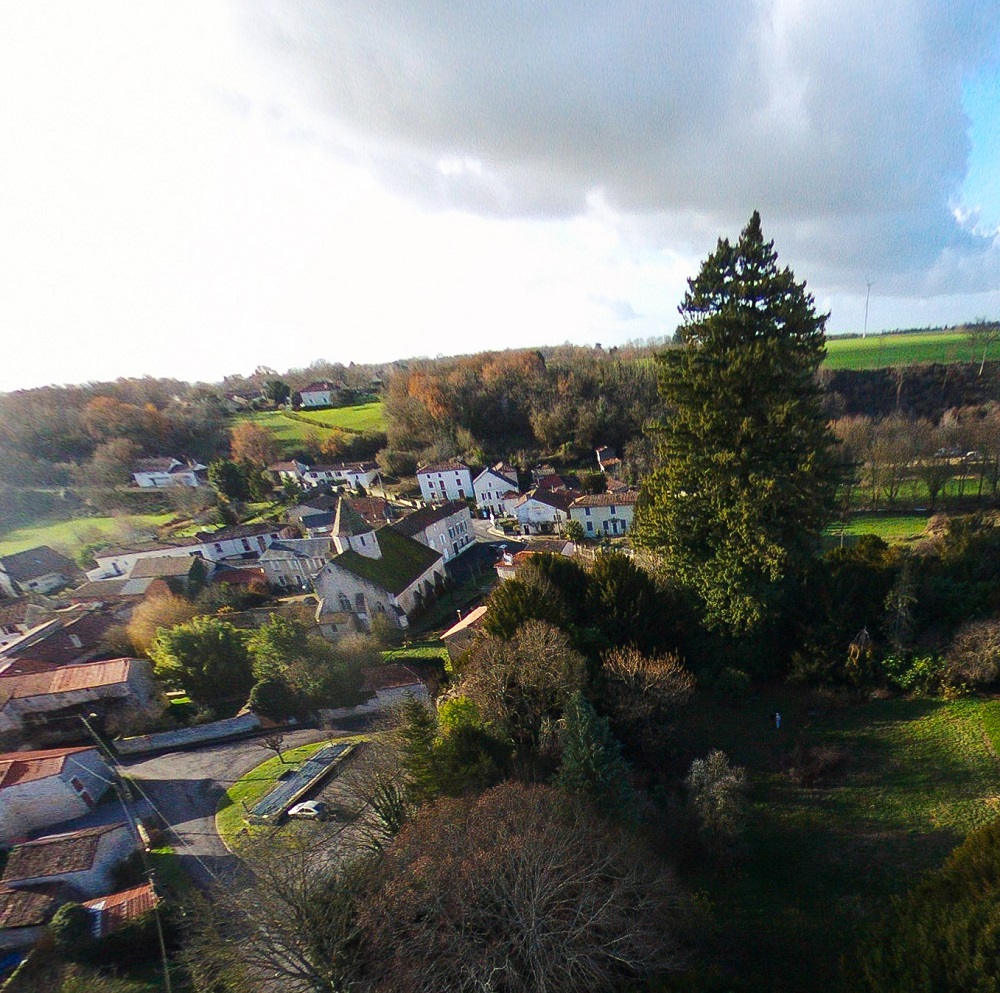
(441, 604), (488, 640)
(0, 659), (133, 704)
(345, 497), (393, 525)
(362, 664), (424, 692)
(0, 746), (96, 790)
(0, 659), (58, 678)
(83, 882), (159, 936)
(571, 490), (639, 507)
(210, 565), (266, 585)
(535, 474), (567, 491)
(523, 488), (580, 512)
(0, 547), (75, 584)
(0, 886), (58, 929)
(2, 824), (127, 883)
(128, 556), (198, 579)
(418, 461), (472, 475)
(391, 501), (469, 538)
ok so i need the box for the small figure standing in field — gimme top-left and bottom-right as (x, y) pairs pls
(774, 711), (782, 730)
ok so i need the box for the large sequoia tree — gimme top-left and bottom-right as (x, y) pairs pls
(636, 212), (838, 634)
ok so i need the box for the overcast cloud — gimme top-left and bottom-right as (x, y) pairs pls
(247, 0), (1000, 293)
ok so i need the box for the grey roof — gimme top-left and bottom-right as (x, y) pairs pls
(0, 546), (74, 583)
(392, 501), (469, 539)
(333, 499), (372, 537)
(260, 538), (332, 562)
(128, 556), (200, 579)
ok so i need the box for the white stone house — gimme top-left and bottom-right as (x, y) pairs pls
(0, 547), (76, 598)
(0, 745), (113, 843)
(473, 463), (519, 517)
(569, 490), (639, 537)
(391, 501), (475, 563)
(514, 489), (579, 535)
(132, 457), (203, 488)
(300, 461), (379, 491)
(259, 537), (333, 590)
(314, 501), (445, 634)
(1, 823), (139, 898)
(299, 381), (337, 407)
(267, 460), (309, 487)
(417, 462), (474, 504)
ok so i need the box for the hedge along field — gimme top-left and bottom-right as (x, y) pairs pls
(673, 691), (1000, 992)
(823, 330), (978, 370)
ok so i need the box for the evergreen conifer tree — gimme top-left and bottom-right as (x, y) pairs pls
(636, 212), (838, 634)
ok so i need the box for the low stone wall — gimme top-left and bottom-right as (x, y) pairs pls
(116, 713), (261, 756)
(318, 683), (430, 723)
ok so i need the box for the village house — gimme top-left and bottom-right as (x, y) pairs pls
(440, 604), (488, 663)
(0, 745), (114, 843)
(82, 881), (160, 939)
(0, 546), (76, 598)
(513, 488), (580, 535)
(0, 606), (123, 668)
(314, 501), (445, 635)
(259, 537), (333, 590)
(131, 457), (205, 488)
(0, 600), (53, 651)
(391, 501), (474, 563)
(267, 459), (309, 487)
(300, 461), (379, 491)
(569, 489), (639, 537)
(473, 462), (520, 517)
(1, 823), (139, 899)
(0, 658), (165, 747)
(417, 461), (474, 504)
(299, 381), (341, 408)
(494, 540), (576, 581)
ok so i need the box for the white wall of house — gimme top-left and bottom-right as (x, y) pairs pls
(133, 469), (199, 488)
(0, 749), (112, 843)
(515, 499), (568, 533)
(300, 464), (378, 490)
(569, 502), (636, 537)
(414, 509), (475, 563)
(473, 469), (519, 516)
(417, 466), (473, 503)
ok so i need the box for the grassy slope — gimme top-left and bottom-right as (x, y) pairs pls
(236, 402), (385, 452)
(823, 513), (931, 546)
(674, 691), (1000, 991)
(0, 512), (175, 557)
(824, 330), (975, 369)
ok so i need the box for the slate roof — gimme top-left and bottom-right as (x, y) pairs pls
(391, 501), (469, 539)
(0, 886), (58, 929)
(0, 599), (33, 627)
(0, 746), (96, 790)
(260, 538), (332, 562)
(1, 609), (119, 666)
(329, 528), (441, 596)
(133, 457), (179, 473)
(195, 522), (280, 542)
(520, 488), (580, 512)
(2, 824), (126, 882)
(334, 499), (372, 537)
(0, 547), (74, 584)
(83, 882), (160, 937)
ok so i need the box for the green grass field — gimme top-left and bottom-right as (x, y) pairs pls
(824, 330), (978, 369)
(823, 513), (931, 545)
(236, 402), (385, 454)
(0, 512), (175, 557)
(674, 691), (1000, 991)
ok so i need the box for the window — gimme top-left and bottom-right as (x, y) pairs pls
(355, 593), (366, 612)
(214, 543), (223, 553)
(359, 535), (366, 547)
(241, 539), (252, 551)
(70, 776), (84, 792)
(585, 507), (592, 516)
(587, 521), (594, 532)
(609, 505), (616, 515)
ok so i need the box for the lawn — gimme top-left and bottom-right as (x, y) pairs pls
(0, 512), (176, 557)
(382, 640), (450, 665)
(236, 402), (385, 455)
(823, 512), (931, 545)
(672, 690), (1000, 991)
(824, 330), (976, 370)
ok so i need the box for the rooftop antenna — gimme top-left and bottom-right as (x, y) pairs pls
(863, 280), (874, 338)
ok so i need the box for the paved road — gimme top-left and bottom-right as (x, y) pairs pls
(120, 719), (372, 888)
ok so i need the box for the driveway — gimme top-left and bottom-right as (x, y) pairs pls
(119, 718), (373, 887)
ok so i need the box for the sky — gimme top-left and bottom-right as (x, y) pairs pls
(1, 1), (1000, 392)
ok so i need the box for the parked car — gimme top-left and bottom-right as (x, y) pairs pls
(287, 800), (330, 821)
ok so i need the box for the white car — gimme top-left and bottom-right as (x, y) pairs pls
(287, 800), (330, 821)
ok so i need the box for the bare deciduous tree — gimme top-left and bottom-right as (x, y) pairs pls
(945, 617), (1000, 689)
(357, 782), (686, 993)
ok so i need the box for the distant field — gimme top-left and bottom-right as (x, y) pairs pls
(824, 331), (976, 370)
(237, 402), (385, 454)
(0, 513), (175, 558)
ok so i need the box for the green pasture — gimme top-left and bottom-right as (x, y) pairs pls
(673, 691), (1000, 991)
(0, 512), (175, 557)
(824, 330), (978, 370)
(823, 513), (931, 545)
(236, 403), (385, 454)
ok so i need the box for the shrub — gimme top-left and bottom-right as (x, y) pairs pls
(943, 617), (1000, 690)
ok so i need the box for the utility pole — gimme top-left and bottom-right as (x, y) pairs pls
(863, 280), (873, 339)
